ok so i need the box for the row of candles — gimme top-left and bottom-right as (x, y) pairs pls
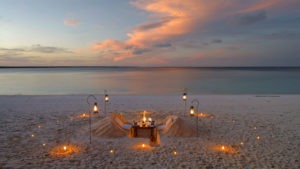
(35, 130), (261, 157)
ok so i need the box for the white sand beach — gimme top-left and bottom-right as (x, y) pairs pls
(0, 95), (299, 169)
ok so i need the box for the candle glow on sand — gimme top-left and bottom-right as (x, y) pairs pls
(133, 143), (153, 151)
(213, 145), (238, 154)
(196, 112), (213, 118)
(77, 113), (90, 118)
(50, 144), (79, 157)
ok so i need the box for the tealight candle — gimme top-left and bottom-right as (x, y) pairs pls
(173, 151), (177, 155)
(50, 144), (79, 157)
(221, 146), (225, 151)
(214, 145), (238, 154)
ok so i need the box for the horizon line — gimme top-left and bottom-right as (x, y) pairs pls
(0, 66), (300, 69)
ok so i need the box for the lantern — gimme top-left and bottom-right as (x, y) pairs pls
(190, 106), (195, 116)
(182, 92), (187, 101)
(93, 102), (98, 113)
(87, 94), (99, 144)
(105, 94), (109, 102)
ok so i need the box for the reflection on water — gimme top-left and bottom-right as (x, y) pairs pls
(0, 67), (300, 95)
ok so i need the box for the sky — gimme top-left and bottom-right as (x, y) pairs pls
(0, 0), (300, 66)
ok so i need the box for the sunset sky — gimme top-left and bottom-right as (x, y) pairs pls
(1, 0), (300, 66)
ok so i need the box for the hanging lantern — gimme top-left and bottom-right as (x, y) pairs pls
(105, 94), (109, 102)
(182, 92), (187, 101)
(190, 106), (195, 116)
(93, 102), (99, 113)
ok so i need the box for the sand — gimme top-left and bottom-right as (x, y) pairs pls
(0, 95), (299, 169)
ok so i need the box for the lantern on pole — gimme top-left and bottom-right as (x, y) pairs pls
(104, 90), (109, 114)
(93, 102), (98, 114)
(190, 99), (199, 137)
(87, 95), (98, 144)
(182, 90), (187, 116)
(190, 106), (195, 116)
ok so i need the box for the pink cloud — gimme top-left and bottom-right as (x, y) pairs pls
(238, 0), (279, 13)
(92, 0), (297, 63)
(93, 0), (229, 61)
(64, 18), (80, 26)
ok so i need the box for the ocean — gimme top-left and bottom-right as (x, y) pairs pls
(0, 67), (300, 95)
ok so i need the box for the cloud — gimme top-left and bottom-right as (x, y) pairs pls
(236, 10), (267, 25)
(64, 18), (80, 26)
(93, 40), (131, 51)
(211, 39), (223, 43)
(0, 48), (26, 53)
(31, 44), (72, 53)
(93, 0), (227, 61)
(238, 0), (279, 13)
(153, 42), (172, 48)
(135, 18), (172, 31)
(92, 0), (298, 64)
(263, 31), (300, 40)
(0, 45), (72, 58)
(132, 48), (151, 55)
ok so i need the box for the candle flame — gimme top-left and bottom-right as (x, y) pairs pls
(142, 111), (146, 122)
(256, 136), (260, 140)
(142, 144), (145, 148)
(173, 151), (177, 155)
(221, 146), (225, 150)
(63, 146), (67, 151)
(110, 149), (114, 154)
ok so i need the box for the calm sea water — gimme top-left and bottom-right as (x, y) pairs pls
(0, 67), (300, 95)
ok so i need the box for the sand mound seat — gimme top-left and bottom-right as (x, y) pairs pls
(159, 115), (197, 137)
(91, 113), (131, 138)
